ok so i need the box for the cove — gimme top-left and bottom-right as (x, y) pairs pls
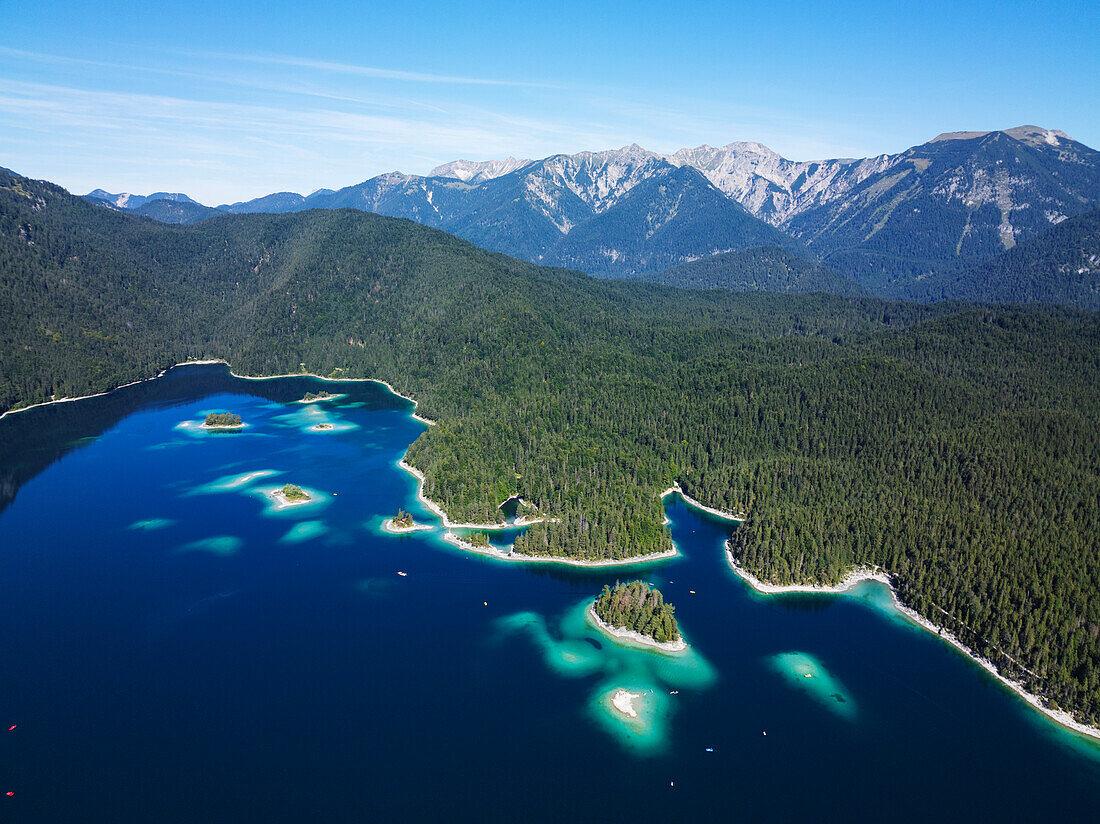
(0, 363), (1097, 822)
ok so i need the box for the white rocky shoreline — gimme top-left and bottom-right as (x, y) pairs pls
(587, 604), (687, 652)
(725, 546), (1100, 742)
(381, 518), (434, 534)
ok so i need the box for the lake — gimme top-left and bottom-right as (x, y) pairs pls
(1, 363), (1097, 822)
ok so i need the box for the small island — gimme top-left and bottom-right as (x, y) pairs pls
(270, 483), (313, 508)
(202, 412), (243, 429)
(382, 509), (432, 534)
(309, 422), (335, 431)
(591, 581), (686, 651)
(299, 390), (335, 403)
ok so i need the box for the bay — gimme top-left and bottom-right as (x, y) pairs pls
(0, 363), (1097, 822)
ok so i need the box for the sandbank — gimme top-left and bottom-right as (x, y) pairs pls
(200, 421), (246, 431)
(587, 604), (687, 652)
(726, 546), (1100, 741)
(611, 689), (641, 719)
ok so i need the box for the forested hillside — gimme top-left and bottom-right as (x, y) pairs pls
(2, 168), (1098, 726)
(645, 246), (862, 295)
(910, 208), (1100, 309)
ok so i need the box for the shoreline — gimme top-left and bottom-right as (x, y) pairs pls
(587, 604), (687, 652)
(396, 458), (558, 531)
(381, 518), (434, 534)
(0, 359), (439, 425)
(660, 484), (745, 522)
(725, 547), (1100, 742)
(440, 531), (678, 568)
(200, 422), (246, 431)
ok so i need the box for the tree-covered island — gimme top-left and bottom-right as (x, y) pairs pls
(382, 509), (432, 534)
(594, 581), (682, 647)
(203, 412), (242, 428)
(277, 483), (311, 503)
(300, 390), (334, 402)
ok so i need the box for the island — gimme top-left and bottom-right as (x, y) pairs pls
(309, 422), (335, 431)
(202, 412), (243, 429)
(271, 483), (312, 507)
(382, 509), (432, 534)
(299, 390), (335, 403)
(590, 581), (686, 652)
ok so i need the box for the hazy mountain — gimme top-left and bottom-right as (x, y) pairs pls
(131, 199), (224, 224)
(646, 246), (863, 296)
(85, 190), (200, 210)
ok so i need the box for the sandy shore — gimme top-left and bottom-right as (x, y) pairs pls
(725, 546), (1100, 742)
(296, 393), (346, 404)
(381, 518), (434, 534)
(611, 689), (641, 718)
(660, 484), (745, 522)
(587, 605), (687, 652)
(200, 422), (246, 431)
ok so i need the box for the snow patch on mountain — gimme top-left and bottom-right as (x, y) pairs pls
(430, 157), (530, 182)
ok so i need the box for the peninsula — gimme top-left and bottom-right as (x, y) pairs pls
(591, 581), (685, 652)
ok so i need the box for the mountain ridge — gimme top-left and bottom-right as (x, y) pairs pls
(80, 124), (1100, 297)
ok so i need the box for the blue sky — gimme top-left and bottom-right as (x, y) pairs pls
(2, 0), (1097, 204)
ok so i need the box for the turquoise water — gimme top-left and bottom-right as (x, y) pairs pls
(0, 363), (1097, 822)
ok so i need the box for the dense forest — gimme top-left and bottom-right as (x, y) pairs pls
(1, 168), (1098, 726)
(644, 246), (862, 295)
(909, 207), (1100, 310)
(594, 581), (680, 644)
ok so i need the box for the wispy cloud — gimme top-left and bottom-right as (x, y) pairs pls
(184, 49), (551, 88)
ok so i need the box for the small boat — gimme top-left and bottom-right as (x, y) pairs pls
(705, 747), (714, 752)
(397, 571), (408, 577)
(6, 725), (14, 732)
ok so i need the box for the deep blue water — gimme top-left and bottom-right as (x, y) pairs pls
(0, 364), (1097, 823)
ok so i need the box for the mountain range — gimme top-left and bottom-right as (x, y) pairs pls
(82, 125), (1100, 306)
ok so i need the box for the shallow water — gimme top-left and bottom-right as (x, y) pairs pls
(0, 363), (1097, 822)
